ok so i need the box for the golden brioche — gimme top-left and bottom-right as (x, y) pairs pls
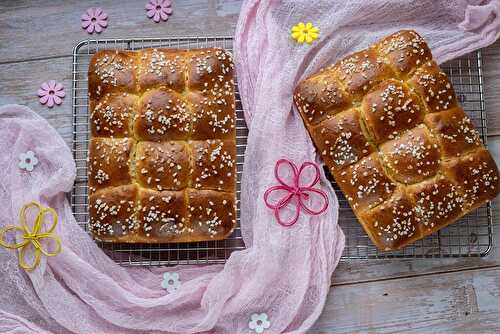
(88, 47), (237, 243)
(294, 30), (500, 251)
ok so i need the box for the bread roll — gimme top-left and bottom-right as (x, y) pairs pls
(88, 47), (237, 243)
(294, 30), (500, 251)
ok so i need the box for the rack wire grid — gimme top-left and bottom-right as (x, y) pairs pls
(72, 37), (493, 266)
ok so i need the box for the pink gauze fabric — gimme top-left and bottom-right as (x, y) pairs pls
(1, 0), (500, 333)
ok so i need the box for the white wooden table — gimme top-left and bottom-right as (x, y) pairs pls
(1, 1), (500, 332)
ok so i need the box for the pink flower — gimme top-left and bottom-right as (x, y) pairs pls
(81, 7), (108, 34)
(263, 159), (329, 227)
(37, 81), (65, 108)
(146, 0), (173, 23)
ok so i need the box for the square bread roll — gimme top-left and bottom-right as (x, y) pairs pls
(88, 47), (237, 243)
(294, 30), (500, 251)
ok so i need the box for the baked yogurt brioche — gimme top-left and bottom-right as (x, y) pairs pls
(294, 30), (500, 251)
(87, 47), (237, 243)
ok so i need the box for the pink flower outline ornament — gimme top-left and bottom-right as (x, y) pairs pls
(145, 0), (173, 23)
(81, 7), (108, 34)
(37, 81), (65, 108)
(264, 159), (329, 227)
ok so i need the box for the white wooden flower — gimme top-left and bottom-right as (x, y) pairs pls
(18, 151), (39, 172)
(248, 313), (271, 333)
(161, 272), (180, 293)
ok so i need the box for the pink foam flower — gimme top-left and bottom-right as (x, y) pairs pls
(37, 81), (65, 108)
(81, 7), (108, 34)
(146, 0), (173, 23)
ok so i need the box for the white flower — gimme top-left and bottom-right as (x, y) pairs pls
(248, 313), (271, 333)
(161, 272), (180, 293)
(18, 151), (39, 172)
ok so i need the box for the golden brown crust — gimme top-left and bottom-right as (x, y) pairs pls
(408, 174), (465, 231)
(358, 189), (419, 251)
(90, 93), (137, 137)
(185, 48), (234, 91)
(331, 49), (394, 100)
(408, 60), (457, 113)
(135, 141), (190, 191)
(360, 80), (425, 144)
(134, 88), (190, 141)
(190, 139), (236, 192)
(137, 48), (186, 92)
(294, 30), (500, 251)
(335, 153), (397, 213)
(424, 107), (482, 158)
(379, 125), (441, 184)
(293, 73), (351, 125)
(89, 50), (138, 98)
(443, 149), (500, 208)
(376, 30), (432, 77)
(88, 138), (133, 194)
(89, 185), (139, 241)
(311, 109), (375, 173)
(88, 47), (236, 243)
(187, 189), (236, 240)
(136, 189), (189, 242)
(187, 91), (236, 140)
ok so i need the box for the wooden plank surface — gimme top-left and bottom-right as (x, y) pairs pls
(1, 1), (500, 332)
(312, 267), (500, 333)
(0, 0), (241, 63)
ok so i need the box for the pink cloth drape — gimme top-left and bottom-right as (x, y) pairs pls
(1, 0), (500, 333)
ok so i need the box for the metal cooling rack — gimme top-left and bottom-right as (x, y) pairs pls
(71, 37), (246, 266)
(72, 38), (493, 266)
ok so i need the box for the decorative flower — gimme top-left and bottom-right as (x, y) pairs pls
(161, 272), (181, 293)
(81, 7), (108, 34)
(264, 159), (328, 227)
(291, 22), (320, 44)
(248, 313), (271, 333)
(37, 80), (65, 108)
(18, 151), (39, 172)
(0, 201), (62, 271)
(145, 0), (173, 23)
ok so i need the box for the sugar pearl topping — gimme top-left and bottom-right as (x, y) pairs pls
(413, 176), (465, 228)
(412, 62), (455, 111)
(90, 196), (138, 237)
(144, 49), (181, 76)
(371, 195), (417, 243)
(341, 156), (395, 210)
(94, 51), (135, 88)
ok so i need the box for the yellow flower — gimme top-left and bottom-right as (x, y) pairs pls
(0, 201), (61, 271)
(291, 22), (320, 44)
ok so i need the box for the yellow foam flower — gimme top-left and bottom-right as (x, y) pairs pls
(291, 22), (320, 44)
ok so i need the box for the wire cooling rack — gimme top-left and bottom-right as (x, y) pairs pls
(72, 37), (493, 266)
(72, 37), (246, 266)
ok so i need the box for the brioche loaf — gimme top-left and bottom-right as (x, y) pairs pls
(294, 30), (500, 251)
(87, 47), (237, 243)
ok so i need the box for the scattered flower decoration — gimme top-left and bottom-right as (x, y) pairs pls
(291, 22), (320, 44)
(145, 0), (173, 23)
(161, 272), (181, 293)
(18, 151), (39, 172)
(264, 159), (328, 227)
(0, 201), (62, 271)
(37, 80), (65, 108)
(81, 7), (108, 34)
(248, 313), (271, 333)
